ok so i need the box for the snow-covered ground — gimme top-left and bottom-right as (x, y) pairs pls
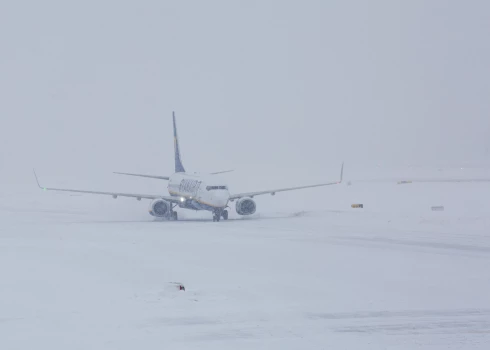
(1, 172), (490, 349)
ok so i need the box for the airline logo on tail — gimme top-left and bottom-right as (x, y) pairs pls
(173, 112), (186, 173)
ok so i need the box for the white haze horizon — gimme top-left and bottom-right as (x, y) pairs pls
(1, 0), (490, 188)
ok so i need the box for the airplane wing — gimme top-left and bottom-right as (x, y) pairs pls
(229, 163), (343, 200)
(34, 170), (180, 203)
(113, 172), (170, 180)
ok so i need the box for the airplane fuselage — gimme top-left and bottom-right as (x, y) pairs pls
(167, 172), (230, 211)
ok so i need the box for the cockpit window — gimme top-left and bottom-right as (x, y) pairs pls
(206, 186), (228, 191)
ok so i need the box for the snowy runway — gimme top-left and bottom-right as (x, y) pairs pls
(1, 187), (490, 349)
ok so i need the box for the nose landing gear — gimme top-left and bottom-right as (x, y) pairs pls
(213, 209), (228, 222)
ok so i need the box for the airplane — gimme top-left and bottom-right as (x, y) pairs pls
(34, 112), (344, 222)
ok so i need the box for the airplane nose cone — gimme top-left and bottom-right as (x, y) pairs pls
(215, 192), (229, 207)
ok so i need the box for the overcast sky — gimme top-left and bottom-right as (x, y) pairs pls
(1, 0), (489, 187)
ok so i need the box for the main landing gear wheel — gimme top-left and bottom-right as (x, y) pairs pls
(171, 211), (178, 221)
(213, 212), (221, 222)
(222, 210), (228, 220)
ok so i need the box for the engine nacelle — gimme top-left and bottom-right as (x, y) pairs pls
(148, 199), (171, 217)
(235, 197), (256, 215)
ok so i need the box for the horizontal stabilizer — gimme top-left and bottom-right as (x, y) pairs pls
(113, 172), (170, 180)
(210, 170), (234, 175)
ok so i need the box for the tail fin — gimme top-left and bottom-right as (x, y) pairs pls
(173, 112), (186, 173)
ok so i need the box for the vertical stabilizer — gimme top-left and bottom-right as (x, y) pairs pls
(173, 112), (186, 173)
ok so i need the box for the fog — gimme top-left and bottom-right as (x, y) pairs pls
(2, 3), (490, 348)
(1, 1), (489, 188)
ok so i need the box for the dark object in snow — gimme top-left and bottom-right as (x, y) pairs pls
(351, 204), (363, 208)
(397, 180), (412, 184)
(168, 282), (185, 291)
(431, 206), (444, 211)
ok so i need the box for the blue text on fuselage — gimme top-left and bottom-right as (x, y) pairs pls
(179, 179), (201, 195)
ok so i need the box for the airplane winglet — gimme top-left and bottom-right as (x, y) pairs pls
(33, 169), (45, 190)
(339, 162), (344, 183)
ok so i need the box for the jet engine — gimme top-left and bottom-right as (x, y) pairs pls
(148, 199), (171, 217)
(235, 197), (256, 215)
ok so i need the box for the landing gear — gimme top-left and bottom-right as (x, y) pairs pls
(169, 205), (178, 221)
(212, 209), (228, 222)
